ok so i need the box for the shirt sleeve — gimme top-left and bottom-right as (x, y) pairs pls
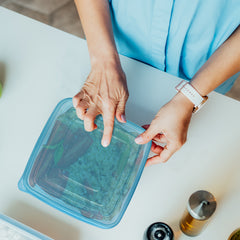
(165, 0), (240, 93)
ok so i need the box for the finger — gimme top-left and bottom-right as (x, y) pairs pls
(145, 155), (163, 166)
(146, 141), (178, 166)
(153, 134), (168, 143)
(159, 147), (176, 162)
(151, 142), (164, 155)
(157, 143), (178, 163)
(116, 97), (128, 123)
(73, 91), (85, 108)
(101, 104), (115, 147)
(142, 124), (167, 143)
(75, 99), (89, 120)
(84, 106), (99, 132)
(135, 124), (158, 145)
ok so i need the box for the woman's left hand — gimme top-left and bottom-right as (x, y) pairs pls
(135, 93), (194, 166)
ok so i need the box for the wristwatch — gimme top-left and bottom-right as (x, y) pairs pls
(175, 80), (208, 113)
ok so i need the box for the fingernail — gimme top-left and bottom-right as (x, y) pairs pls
(121, 114), (126, 122)
(135, 136), (143, 144)
(102, 139), (109, 147)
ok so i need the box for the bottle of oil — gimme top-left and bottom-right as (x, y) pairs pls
(228, 228), (240, 240)
(180, 190), (217, 236)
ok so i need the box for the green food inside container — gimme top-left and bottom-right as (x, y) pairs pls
(29, 108), (141, 223)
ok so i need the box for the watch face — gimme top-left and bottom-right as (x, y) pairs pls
(175, 81), (208, 113)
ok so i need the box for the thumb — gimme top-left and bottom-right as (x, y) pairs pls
(135, 124), (157, 145)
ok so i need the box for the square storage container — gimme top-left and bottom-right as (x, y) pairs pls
(0, 213), (52, 240)
(18, 98), (151, 228)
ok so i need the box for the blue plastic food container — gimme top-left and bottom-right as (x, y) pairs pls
(0, 213), (52, 239)
(18, 98), (151, 229)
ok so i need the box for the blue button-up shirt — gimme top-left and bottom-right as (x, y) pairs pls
(109, 0), (240, 94)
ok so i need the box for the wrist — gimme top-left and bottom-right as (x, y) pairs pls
(190, 78), (211, 96)
(90, 47), (120, 66)
(172, 92), (195, 113)
(91, 52), (121, 69)
(175, 80), (208, 113)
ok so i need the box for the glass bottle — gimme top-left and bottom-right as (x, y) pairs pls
(180, 190), (217, 236)
(228, 228), (240, 240)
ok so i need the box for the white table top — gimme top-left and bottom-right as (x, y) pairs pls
(1, 7), (240, 240)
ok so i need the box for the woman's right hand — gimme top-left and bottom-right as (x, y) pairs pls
(73, 57), (129, 147)
(74, 0), (128, 146)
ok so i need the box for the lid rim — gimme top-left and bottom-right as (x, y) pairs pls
(18, 98), (152, 229)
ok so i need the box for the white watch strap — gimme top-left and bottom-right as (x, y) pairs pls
(175, 80), (204, 107)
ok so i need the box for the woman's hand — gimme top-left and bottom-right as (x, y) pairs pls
(135, 93), (194, 165)
(73, 59), (129, 147)
(74, 0), (129, 147)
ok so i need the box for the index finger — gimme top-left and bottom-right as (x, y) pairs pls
(146, 142), (178, 166)
(101, 105), (115, 147)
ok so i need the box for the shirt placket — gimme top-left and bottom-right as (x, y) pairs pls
(151, 0), (174, 71)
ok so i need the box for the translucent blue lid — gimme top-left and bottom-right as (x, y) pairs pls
(0, 213), (52, 240)
(18, 98), (151, 229)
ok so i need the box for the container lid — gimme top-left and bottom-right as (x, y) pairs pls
(187, 190), (217, 220)
(18, 98), (151, 229)
(0, 213), (52, 240)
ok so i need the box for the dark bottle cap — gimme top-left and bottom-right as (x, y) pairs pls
(145, 222), (174, 240)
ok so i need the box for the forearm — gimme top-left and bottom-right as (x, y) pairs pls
(170, 26), (240, 117)
(191, 25), (240, 96)
(74, 0), (119, 65)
